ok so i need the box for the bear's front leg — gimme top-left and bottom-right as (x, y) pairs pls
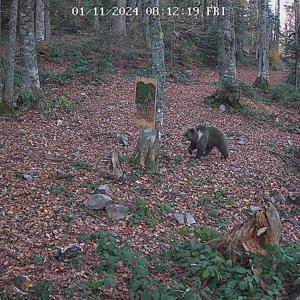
(196, 146), (206, 159)
(188, 141), (197, 155)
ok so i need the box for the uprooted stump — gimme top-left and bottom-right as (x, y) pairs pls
(207, 202), (282, 263)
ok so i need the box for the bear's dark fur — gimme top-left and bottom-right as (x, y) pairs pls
(183, 125), (229, 159)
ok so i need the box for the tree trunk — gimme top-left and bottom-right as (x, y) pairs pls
(0, 0), (3, 101)
(35, 0), (45, 42)
(132, 0), (166, 168)
(274, 0), (280, 49)
(253, 0), (270, 90)
(93, 0), (100, 32)
(208, 0), (240, 108)
(207, 203), (282, 263)
(296, 0), (300, 87)
(19, 0), (40, 93)
(112, 0), (127, 33)
(44, 0), (51, 40)
(3, 0), (19, 109)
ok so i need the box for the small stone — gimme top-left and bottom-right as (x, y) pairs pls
(84, 194), (113, 210)
(96, 184), (112, 196)
(57, 170), (74, 181)
(185, 213), (196, 225)
(287, 139), (294, 146)
(174, 213), (185, 225)
(219, 104), (226, 112)
(16, 129), (26, 136)
(117, 133), (129, 146)
(238, 139), (246, 145)
(106, 204), (128, 220)
(57, 119), (63, 126)
(184, 69), (192, 76)
(55, 244), (82, 261)
(22, 174), (32, 181)
(249, 206), (261, 213)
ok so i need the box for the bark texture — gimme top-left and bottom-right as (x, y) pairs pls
(218, 0), (236, 82)
(133, 0), (166, 168)
(209, 0), (240, 108)
(19, 0), (40, 92)
(112, 0), (127, 33)
(4, 0), (19, 108)
(44, 0), (51, 39)
(274, 0), (280, 49)
(35, 0), (45, 42)
(0, 0), (3, 101)
(296, 0), (300, 87)
(93, 0), (100, 32)
(207, 203), (282, 263)
(254, 0), (270, 89)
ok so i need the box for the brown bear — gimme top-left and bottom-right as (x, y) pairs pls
(183, 125), (229, 159)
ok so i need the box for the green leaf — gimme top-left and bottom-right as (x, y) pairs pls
(238, 281), (248, 291)
(232, 266), (249, 274)
(202, 269), (211, 278)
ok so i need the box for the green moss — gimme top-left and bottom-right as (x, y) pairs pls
(0, 101), (10, 115)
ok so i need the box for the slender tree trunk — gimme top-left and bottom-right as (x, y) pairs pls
(93, 0), (100, 32)
(19, 0), (40, 93)
(4, 0), (19, 109)
(296, 0), (300, 87)
(44, 0), (51, 39)
(253, 0), (270, 90)
(112, 0), (127, 33)
(208, 0), (240, 108)
(274, 0), (280, 49)
(35, 0), (45, 42)
(0, 0), (3, 101)
(132, 0), (166, 168)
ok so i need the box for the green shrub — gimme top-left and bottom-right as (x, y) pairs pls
(17, 91), (45, 108)
(70, 160), (93, 171)
(267, 85), (300, 110)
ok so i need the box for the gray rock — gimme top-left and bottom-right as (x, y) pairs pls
(185, 213), (196, 225)
(249, 205), (261, 213)
(22, 174), (32, 181)
(117, 133), (129, 146)
(96, 184), (112, 196)
(238, 139), (246, 145)
(84, 194), (113, 210)
(106, 204), (127, 220)
(278, 193), (286, 205)
(184, 69), (192, 76)
(219, 104), (226, 112)
(16, 129), (26, 136)
(174, 213), (185, 225)
(55, 244), (82, 261)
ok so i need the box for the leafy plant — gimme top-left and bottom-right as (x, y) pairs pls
(49, 95), (75, 112)
(49, 186), (73, 198)
(130, 198), (158, 227)
(70, 160), (93, 171)
(17, 91), (45, 108)
(70, 257), (84, 272)
(78, 181), (101, 189)
(30, 253), (44, 265)
(32, 280), (53, 300)
(157, 203), (174, 214)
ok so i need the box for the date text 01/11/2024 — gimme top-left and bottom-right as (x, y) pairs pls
(71, 6), (225, 17)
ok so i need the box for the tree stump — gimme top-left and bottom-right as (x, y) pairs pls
(207, 202), (282, 263)
(132, 128), (160, 168)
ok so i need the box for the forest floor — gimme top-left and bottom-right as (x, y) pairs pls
(0, 46), (300, 298)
